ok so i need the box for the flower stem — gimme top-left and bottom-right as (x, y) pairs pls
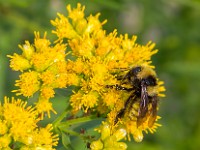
(58, 115), (99, 128)
(53, 109), (70, 129)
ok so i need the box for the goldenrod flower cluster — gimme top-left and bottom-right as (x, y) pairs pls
(0, 97), (58, 149)
(7, 32), (70, 117)
(6, 3), (166, 149)
(51, 3), (165, 144)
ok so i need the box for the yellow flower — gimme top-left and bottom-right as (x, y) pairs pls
(31, 52), (53, 72)
(64, 73), (80, 86)
(121, 34), (137, 50)
(66, 3), (85, 21)
(40, 86), (55, 99)
(95, 30), (117, 58)
(70, 91), (83, 114)
(101, 89), (120, 108)
(51, 3), (106, 42)
(69, 35), (95, 57)
(86, 13), (107, 34)
(7, 40), (35, 72)
(51, 13), (79, 40)
(8, 31), (69, 116)
(40, 70), (56, 86)
(158, 81), (166, 97)
(34, 32), (51, 52)
(70, 90), (99, 113)
(39, 61), (70, 88)
(33, 124), (59, 147)
(7, 53), (31, 72)
(0, 120), (8, 135)
(19, 41), (34, 60)
(0, 97), (58, 149)
(13, 71), (40, 97)
(81, 91), (99, 112)
(9, 31), (69, 97)
(66, 58), (85, 74)
(0, 134), (11, 149)
(31, 32), (67, 72)
(35, 97), (57, 119)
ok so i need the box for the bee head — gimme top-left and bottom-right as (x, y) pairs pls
(129, 66), (142, 77)
(136, 65), (157, 80)
(143, 76), (157, 86)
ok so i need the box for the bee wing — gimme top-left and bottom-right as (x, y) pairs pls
(137, 81), (149, 127)
(148, 96), (158, 127)
(138, 81), (149, 118)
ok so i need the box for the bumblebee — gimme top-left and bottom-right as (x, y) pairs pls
(108, 65), (159, 127)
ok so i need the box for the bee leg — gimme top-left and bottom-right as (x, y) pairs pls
(114, 108), (125, 124)
(114, 94), (136, 124)
(106, 84), (133, 91)
(116, 75), (124, 80)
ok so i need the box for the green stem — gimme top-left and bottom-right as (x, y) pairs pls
(61, 128), (81, 137)
(58, 115), (99, 128)
(60, 127), (92, 141)
(52, 108), (101, 137)
(56, 115), (101, 140)
(53, 109), (70, 128)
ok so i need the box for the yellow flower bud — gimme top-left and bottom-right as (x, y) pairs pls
(20, 41), (34, 60)
(133, 130), (143, 142)
(75, 18), (87, 34)
(90, 140), (103, 150)
(117, 142), (128, 150)
(113, 128), (127, 141)
(100, 124), (110, 141)
(103, 136), (116, 148)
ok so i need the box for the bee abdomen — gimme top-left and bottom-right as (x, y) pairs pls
(127, 103), (139, 121)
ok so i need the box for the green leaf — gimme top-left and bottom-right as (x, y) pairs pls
(62, 132), (73, 150)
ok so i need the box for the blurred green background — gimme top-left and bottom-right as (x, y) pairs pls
(1, 0), (200, 149)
